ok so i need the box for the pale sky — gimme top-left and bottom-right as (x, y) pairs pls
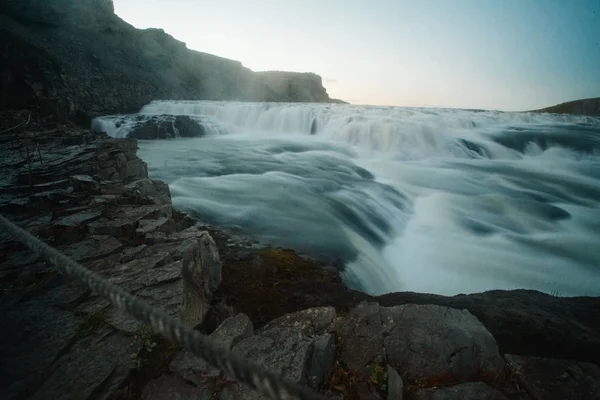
(113, 0), (600, 111)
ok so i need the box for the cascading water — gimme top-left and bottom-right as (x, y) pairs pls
(93, 101), (600, 296)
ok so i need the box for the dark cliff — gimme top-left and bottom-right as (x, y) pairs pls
(0, 0), (338, 125)
(531, 97), (600, 116)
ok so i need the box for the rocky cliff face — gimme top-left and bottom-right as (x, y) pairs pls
(532, 97), (600, 116)
(0, 0), (338, 125)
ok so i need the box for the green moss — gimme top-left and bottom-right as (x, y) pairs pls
(368, 363), (388, 391)
(76, 309), (108, 338)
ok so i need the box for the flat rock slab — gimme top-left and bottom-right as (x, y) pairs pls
(260, 306), (336, 337)
(27, 332), (133, 400)
(61, 235), (123, 262)
(336, 302), (505, 385)
(0, 302), (78, 400)
(407, 382), (509, 400)
(505, 354), (600, 400)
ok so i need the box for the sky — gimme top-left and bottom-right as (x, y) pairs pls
(113, 0), (600, 111)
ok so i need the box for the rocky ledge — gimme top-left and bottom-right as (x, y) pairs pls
(0, 111), (599, 400)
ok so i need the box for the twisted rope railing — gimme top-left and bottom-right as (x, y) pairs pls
(0, 214), (326, 400)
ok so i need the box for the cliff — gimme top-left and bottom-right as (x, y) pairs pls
(0, 0), (338, 125)
(531, 97), (600, 116)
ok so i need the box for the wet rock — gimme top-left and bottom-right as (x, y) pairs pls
(387, 365), (404, 400)
(378, 290), (600, 365)
(200, 300), (235, 333)
(260, 306), (336, 337)
(122, 158), (148, 182)
(123, 178), (171, 205)
(170, 313), (253, 383)
(136, 217), (173, 235)
(120, 244), (153, 263)
(407, 382), (509, 400)
(125, 115), (206, 139)
(108, 253), (172, 291)
(88, 204), (167, 238)
(0, 302), (78, 400)
(308, 333), (336, 390)
(180, 233), (222, 328)
(70, 174), (100, 193)
(27, 332), (133, 400)
(61, 235), (123, 262)
(505, 354), (600, 400)
(336, 302), (505, 385)
(227, 327), (314, 399)
(141, 374), (212, 400)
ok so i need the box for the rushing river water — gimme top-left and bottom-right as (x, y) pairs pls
(94, 101), (600, 297)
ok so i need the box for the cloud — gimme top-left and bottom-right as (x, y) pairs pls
(324, 77), (338, 83)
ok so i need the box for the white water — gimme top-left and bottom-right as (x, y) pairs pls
(94, 101), (600, 296)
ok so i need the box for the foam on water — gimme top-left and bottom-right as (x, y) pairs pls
(93, 101), (600, 296)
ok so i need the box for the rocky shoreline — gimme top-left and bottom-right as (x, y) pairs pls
(1, 110), (599, 400)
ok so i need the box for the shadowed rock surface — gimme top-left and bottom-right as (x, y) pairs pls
(378, 290), (600, 366)
(505, 355), (600, 400)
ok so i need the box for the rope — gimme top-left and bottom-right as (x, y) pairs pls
(0, 214), (326, 400)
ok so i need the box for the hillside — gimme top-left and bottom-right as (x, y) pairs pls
(531, 97), (600, 116)
(0, 0), (338, 125)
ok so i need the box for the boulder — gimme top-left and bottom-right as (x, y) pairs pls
(407, 382), (509, 400)
(126, 115), (206, 139)
(227, 327), (314, 399)
(180, 233), (222, 328)
(170, 313), (253, 383)
(260, 306), (336, 337)
(336, 302), (505, 385)
(378, 290), (600, 365)
(505, 354), (600, 400)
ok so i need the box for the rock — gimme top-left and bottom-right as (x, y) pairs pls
(0, 291), (79, 399)
(120, 244), (153, 263)
(231, 328), (312, 382)
(227, 327), (314, 399)
(407, 382), (509, 400)
(378, 290), (600, 365)
(27, 332), (133, 400)
(87, 204), (167, 238)
(70, 174), (100, 193)
(307, 333), (336, 390)
(121, 158), (148, 182)
(505, 354), (600, 400)
(60, 235), (123, 262)
(210, 313), (254, 350)
(260, 306), (336, 337)
(141, 374), (212, 400)
(123, 178), (171, 205)
(108, 253), (172, 291)
(387, 365), (404, 400)
(136, 217), (173, 235)
(125, 115), (206, 139)
(200, 300), (235, 333)
(180, 233), (222, 327)
(170, 313), (253, 384)
(336, 302), (505, 385)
